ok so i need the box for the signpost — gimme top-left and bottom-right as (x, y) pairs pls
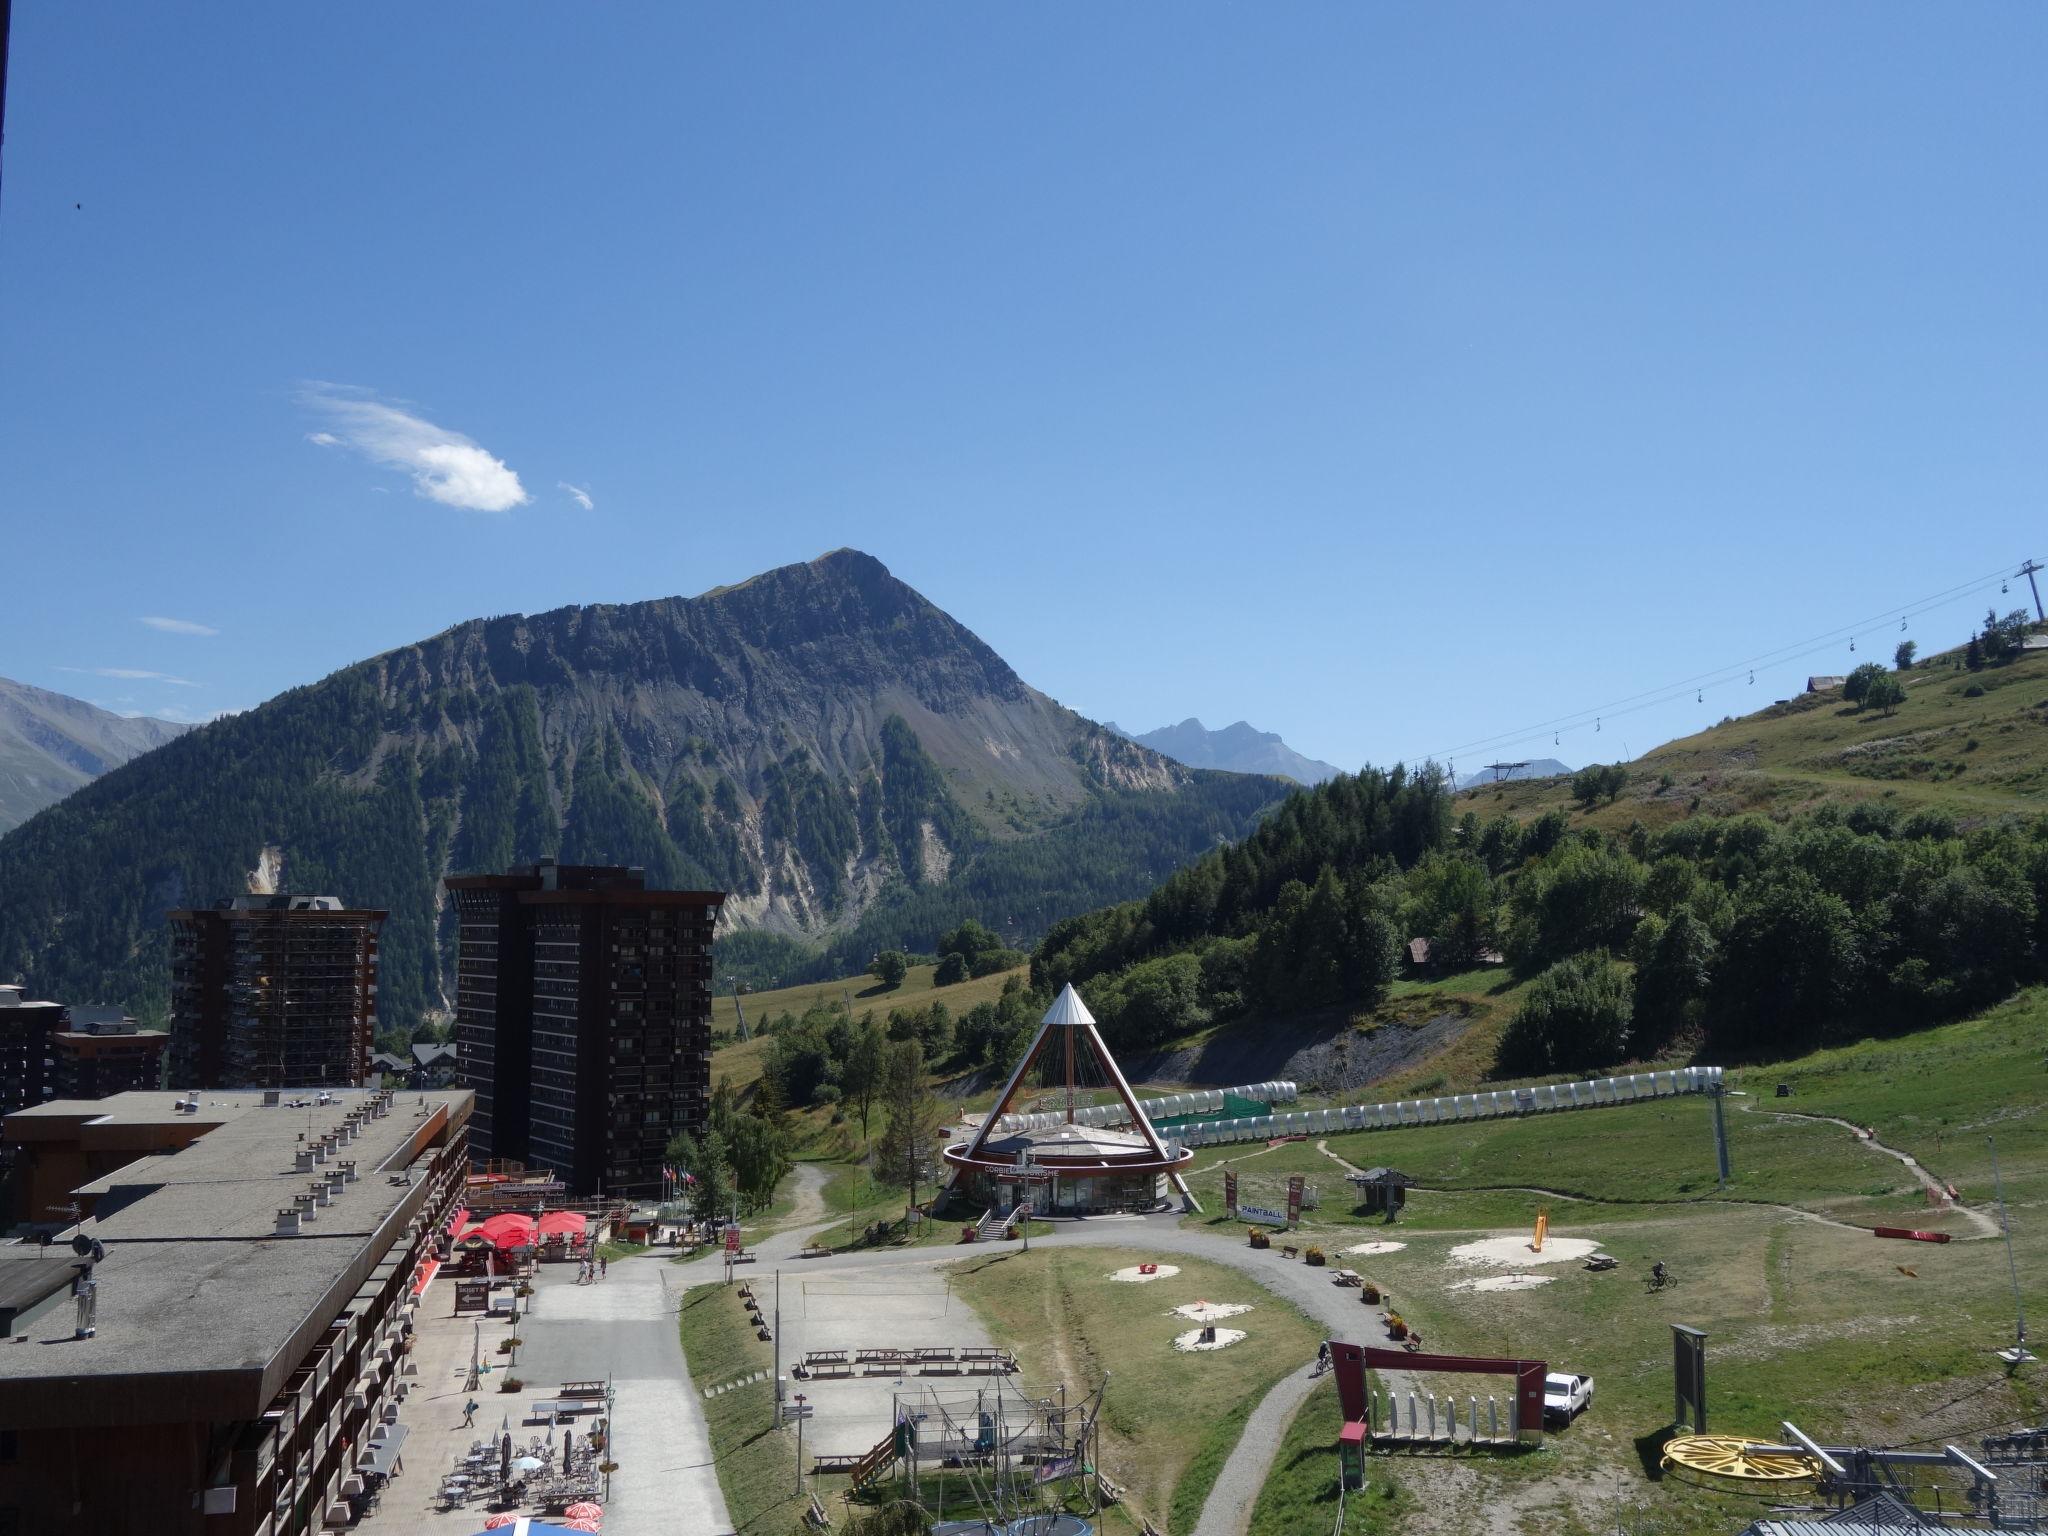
(1672, 1325), (1708, 1433)
(1286, 1174), (1305, 1227)
(789, 1392), (811, 1494)
(1223, 1170), (1238, 1219)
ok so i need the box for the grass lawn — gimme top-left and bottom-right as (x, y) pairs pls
(1246, 1376), (1409, 1536)
(946, 1244), (1326, 1536)
(677, 1278), (810, 1536)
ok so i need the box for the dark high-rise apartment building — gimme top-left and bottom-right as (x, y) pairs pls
(168, 896), (386, 1089)
(446, 860), (722, 1197)
(0, 984), (66, 1117)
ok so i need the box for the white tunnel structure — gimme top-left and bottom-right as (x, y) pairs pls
(1169, 1065), (1725, 1147)
(991, 1081), (1299, 1136)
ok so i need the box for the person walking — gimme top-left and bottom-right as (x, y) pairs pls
(463, 1398), (478, 1428)
(598, 1254), (607, 1280)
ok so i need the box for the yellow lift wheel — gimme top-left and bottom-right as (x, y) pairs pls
(1661, 1435), (1818, 1482)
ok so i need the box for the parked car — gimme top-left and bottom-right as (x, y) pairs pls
(1543, 1371), (1594, 1425)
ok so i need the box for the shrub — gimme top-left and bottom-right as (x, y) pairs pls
(1965, 683), (1986, 698)
(1497, 952), (1634, 1075)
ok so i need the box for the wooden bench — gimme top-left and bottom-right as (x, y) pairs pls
(798, 1246), (833, 1260)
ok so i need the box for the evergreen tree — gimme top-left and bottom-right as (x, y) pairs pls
(875, 1040), (947, 1215)
(840, 1015), (887, 1144)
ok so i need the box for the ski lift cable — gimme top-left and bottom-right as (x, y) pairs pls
(1418, 561), (2020, 763)
(1434, 620), (1968, 764)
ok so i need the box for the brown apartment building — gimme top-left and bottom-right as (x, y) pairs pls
(447, 860), (722, 1198)
(168, 896), (386, 1090)
(0, 1087), (472, 1534)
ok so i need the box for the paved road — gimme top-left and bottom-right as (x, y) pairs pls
(521, 1258), (731, 1535)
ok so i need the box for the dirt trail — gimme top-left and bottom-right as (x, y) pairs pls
(1740, 1106), (2001, 1239)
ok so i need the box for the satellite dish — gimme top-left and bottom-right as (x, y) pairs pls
(71, 1234), (93, 1257)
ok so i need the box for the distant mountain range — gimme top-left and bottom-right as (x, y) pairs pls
(0, 551), (1288, 1025)
(1454, 757), (1571, 790)
(1107, 718), (1343, 785)
(0, 678), (190, 833)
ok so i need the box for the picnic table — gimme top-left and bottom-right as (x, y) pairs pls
(1331, 1268), (1362, 1287)
(559, 1380), (608, 1399)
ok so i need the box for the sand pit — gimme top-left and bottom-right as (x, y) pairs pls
(1344, 1240), (1407, 1257)
(1447, 1235), (1597, 1268)
(1170, 1301), (1253, 1322)
(1451, 1273), (1555, 1293)
(1109, 1264), (1181, 1284)
(1172, 1327), (1247, 1353)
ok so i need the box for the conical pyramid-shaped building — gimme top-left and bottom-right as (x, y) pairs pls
(943, 984), (1194, 1215)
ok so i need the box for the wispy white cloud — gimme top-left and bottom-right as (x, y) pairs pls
(559, 481), (595, 511)
(144, 703), (240, 724)
(305, 431), (341, 448)
(139, 615), (220, 636)
(59, 666), (201, 687)
(297, 383), (530, 513)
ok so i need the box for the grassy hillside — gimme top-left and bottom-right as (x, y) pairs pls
(1220, 989), (2048, 1535)
(1462, 646), (2048, 828)
(711, 961), (1027, 1094)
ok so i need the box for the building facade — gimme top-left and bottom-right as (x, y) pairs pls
(0, 984), (65, 1117)
(51, 1018), (169, 1099)
(447, 860), (721, 1197)
(168, 896), (386, 1089)
(0, 1087), (473, 1534)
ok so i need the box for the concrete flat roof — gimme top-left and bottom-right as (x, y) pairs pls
(0, 1088), (471, 1425)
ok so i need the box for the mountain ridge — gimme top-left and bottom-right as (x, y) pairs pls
(0, 550), (1287, 1024)
(0, 677), (191, 833)
(1108, 716), (1343, 785)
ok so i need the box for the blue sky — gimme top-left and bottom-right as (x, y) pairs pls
(3, 5), (2043, 773)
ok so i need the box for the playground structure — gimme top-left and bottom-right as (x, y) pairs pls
(820, 1374), (1109, 1531)
(944, 986), (1196, 1215)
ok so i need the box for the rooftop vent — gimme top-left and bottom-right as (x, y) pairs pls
(294, 1149), (315, 1173)
(275, 1208), (301, 1237)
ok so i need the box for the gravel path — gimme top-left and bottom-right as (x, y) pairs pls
(1190, 1368), (1329, 1536)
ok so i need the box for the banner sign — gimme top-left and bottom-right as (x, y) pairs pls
(1238, 1205), (1288, 1226)
(724, 1225), (742, 1253)
(1286, 1173), (1305, 1225)
(454, 1279), (490, 1314)
(1223, 1170), (1238, 1219)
